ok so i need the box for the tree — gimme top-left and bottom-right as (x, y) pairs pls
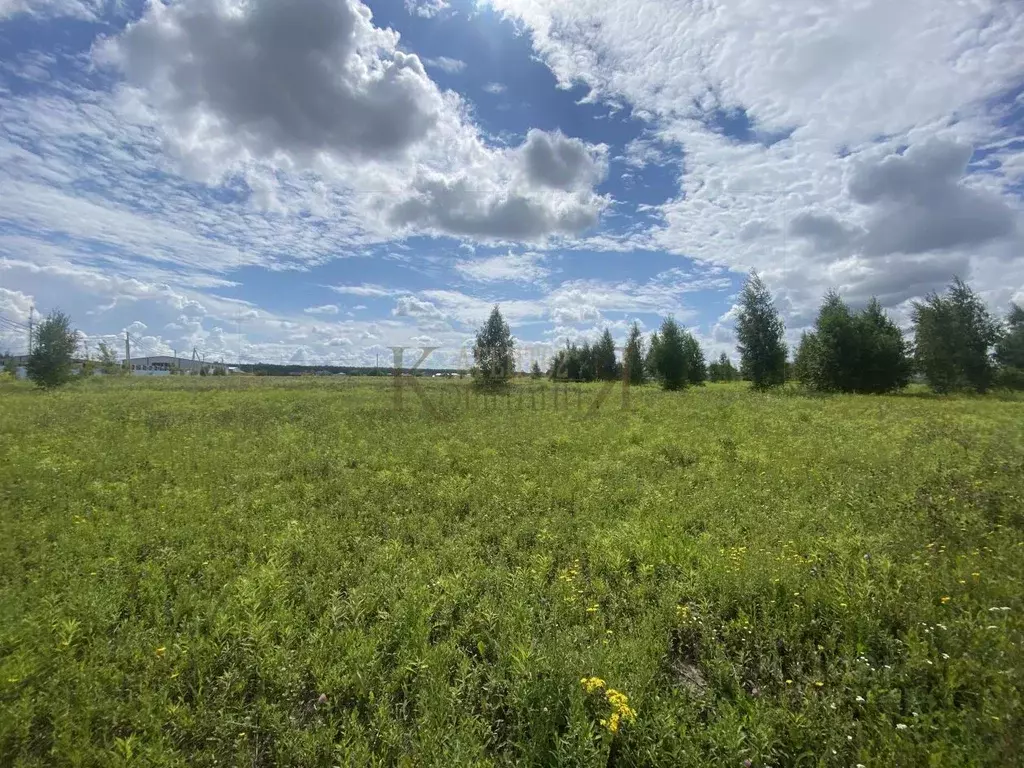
(708, 352), (738, 382)
(792, 332), (818, 387)
(593, 328), (619, 381)
(530, 360), (543, 379)
(26, 310), (78, 389)
(911, 278), (1001, 394)
(807, 291), (858, 392)
(96, 341), (122, 375)
(681, 332), (707, 386)
(473, 305), (516, 388)
(623, 322), (646, 385)
(796, 293), (910, 393)
(736, 271), (787, 389)
(651, 317), (688, 390)
(857, 298), (912, 393)
(995, 303), (1024, 390)
(578, 341), (596, 382)
(645, 331), (661, 381)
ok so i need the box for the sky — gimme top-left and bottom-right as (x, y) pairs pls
(1, 0), (1022, 369)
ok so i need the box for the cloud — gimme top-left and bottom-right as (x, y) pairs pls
(622, 136), (674, 169)
(454, 251), (550, 283)
(405, 0), (449, 18)
(483, 82), (506, 95)
(0, 0), (108, 21)
(850, 139), (1017, 256)
(485, 0), (1024, 147)
(788, 211), (858, 252)
(393, 295), (446, 320)
(423, 56), (465, 74)
(327, 284), (401, 297)
(521, 129), (607, 191)
(178, 299), (207, 318)
(550, 304), (601, 325)
(0, 287), (34, 324)
(545, 271), (711, 324)
(484, 0), (1024, 314)
(93, 0), (611, 243)
(97, 0), (444, 172)
(304, 304), (340, 315)
(388, 176), (604, 240)
(788, 139), (1018, 258)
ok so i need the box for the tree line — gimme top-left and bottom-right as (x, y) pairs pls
(9, 273), (1023, 394)
(473, 272), (1024, 395)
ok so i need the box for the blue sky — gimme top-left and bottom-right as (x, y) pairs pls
(1, 0), (1022, 367)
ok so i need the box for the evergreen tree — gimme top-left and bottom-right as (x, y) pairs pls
(708, 352), (738, 382)
(996, 303), (1024, 368)
(651, 317), (688, 390)
(736, 271), (787, 389)
(623, 321), (646, 385)
(857, 298), (912, 393)
(548, 348), (566, 380)
(796, 293), (911, 393)
(792, 332), (819, 387)
(812, 290), (860, 391)
(911, 278), (1001, 394)
(579, 341), (596, 382)
(27, 310), (78, 389)
(473, 305), (516, 388)
(995, 303), (1024, 390)
(646, 331), (661, 381)
(681, 332), (707, 385)
(530, 360), (543, 379)
(594, 328), (619, 381)
(566, 343), (582, 381)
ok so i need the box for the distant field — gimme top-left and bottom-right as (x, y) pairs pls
(1, 377), (1022, 766)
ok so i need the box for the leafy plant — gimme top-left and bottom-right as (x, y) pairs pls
(912, 278), (1002, 393)
(26, 310), (78, 389)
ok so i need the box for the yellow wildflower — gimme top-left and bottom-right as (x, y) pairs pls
(580, 677), (606, 694)
(940, 596), (951, 604)
(600, 712), (622, 733)
(605, 689), (637, 725)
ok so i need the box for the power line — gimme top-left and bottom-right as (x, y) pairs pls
(0, 313), (29, 331)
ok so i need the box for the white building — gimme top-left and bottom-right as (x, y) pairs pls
(4, 353), (227, 378)
(126, 356), (225, 375)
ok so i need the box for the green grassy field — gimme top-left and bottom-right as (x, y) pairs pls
(1, 376), (1022, 766)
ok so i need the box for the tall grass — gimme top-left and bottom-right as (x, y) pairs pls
(1, 378), (1022, 766)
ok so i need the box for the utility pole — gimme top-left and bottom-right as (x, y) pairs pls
(28, 306), (34, 355)
(125, 331), (131, 374)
